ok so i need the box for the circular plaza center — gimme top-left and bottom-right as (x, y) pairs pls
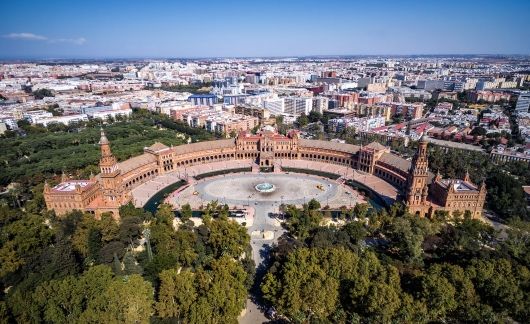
(255, 182), (276, 193)
(195, 173), (338, 204)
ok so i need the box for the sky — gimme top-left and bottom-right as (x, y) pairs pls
(1, 0), (529, 59)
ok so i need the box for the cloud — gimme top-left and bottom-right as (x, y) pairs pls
(2, 32), (86, 45)
(2, 32), (48, 41)
(49, 37), (87, 45)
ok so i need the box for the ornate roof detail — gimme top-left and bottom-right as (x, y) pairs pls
(98, 128), (109, 145)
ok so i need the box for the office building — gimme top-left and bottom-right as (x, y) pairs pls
(515, 92), (530, 114)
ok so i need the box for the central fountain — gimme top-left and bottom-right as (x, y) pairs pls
(255, 182), (276, 193)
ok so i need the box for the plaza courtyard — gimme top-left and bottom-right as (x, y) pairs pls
(170, 173), (363, 209)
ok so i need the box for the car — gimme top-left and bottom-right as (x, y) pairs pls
(266, 307), (277, 319)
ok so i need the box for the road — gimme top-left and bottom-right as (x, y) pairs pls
(239, 202), (285, 324)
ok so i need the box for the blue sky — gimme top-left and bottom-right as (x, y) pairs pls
(1, 0), (529, 58)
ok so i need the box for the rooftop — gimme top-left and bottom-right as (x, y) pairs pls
(438, 179), (478, 192)
(145, 142), (170, 153)
(52, 180), (92, 192)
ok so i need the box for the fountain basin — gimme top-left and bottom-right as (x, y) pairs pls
(255, 182), (276, 193)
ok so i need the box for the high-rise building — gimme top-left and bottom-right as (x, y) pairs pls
(515, 92), (530, 114)
(312, 96), (329, 114)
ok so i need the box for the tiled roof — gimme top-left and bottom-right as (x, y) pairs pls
(299, 139), (360, 154)
(118, 153), (157, 174)
(173, 139), (235, 155)
(365, 142), (387, 151)
(146, 142), (170, 152)
(378, 152), (411, 172)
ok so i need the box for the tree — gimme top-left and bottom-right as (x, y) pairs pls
(157, 257), (248, 323)
(71, 213), (100, 257)
(436, 217), (494, 260)
(262, 247), (405, 322)
(500, 219), (530, 266)
(204, 216), (249, 259)
(342, 126), (357, 144)
(0, 213), (53, 278)
(118, 214), (143, 245)
(99, 213), (119, 243)
(353, 203), (369, 219)
(149, 204), (177, 254)
(180, 203), (193, 223)
(32, 88), (54, 99)
(284, 205), (323, 240)
(385, 215), (437, 265)
(200, 256), (250, 323)
(307, 198), (321, 211)
(470, 126), (487, 136)
(156, 268), (197, 320)
(86, 274), (154, 324)
(419, 270), (457, 321)
(34, 266), (152, 323)
(98, 241), (126, 265)
(39, 235), (80, 280)
(486, 169), (528, 221)
(308, 111), (322, 123)
(33, 276), (84, 323)
(342, 221), (367, 245)
(119, 202), (152, 222)
(297, 113), (309, 127)
(467, 258), (529, 321)
(123, 251), (144, 275)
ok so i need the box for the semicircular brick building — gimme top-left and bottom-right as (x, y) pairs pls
(44, 127), (485, 219)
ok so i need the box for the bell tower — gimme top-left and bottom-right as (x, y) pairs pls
(406, 136), (429, 212)
(98, 128), (124, 204)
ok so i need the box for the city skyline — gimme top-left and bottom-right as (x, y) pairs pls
(2, 0), (530, 59)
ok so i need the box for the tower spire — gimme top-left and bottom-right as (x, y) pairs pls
(406, 138), (430, 209)
(99, 127), (117, 174)
(99, 128), (112, 157)
(464, 169), (471, 182)
(97, 127), (124, 209)
(435, 169), (442, 182)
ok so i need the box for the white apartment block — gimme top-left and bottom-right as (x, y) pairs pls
(284, 97), (312, 116)
(24, 110), (53, 124)
(312, 96), (329, 114)
(263, 98), (285, 115)
(88, 108), (132, 120)
(34, 114), (89, 127)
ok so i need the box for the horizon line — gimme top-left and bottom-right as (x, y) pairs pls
(1, 53), (530, 62)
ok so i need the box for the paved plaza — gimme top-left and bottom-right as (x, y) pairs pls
(175, 173), (362, 206)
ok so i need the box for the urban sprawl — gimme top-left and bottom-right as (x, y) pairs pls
(1, 56), (530, 164)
